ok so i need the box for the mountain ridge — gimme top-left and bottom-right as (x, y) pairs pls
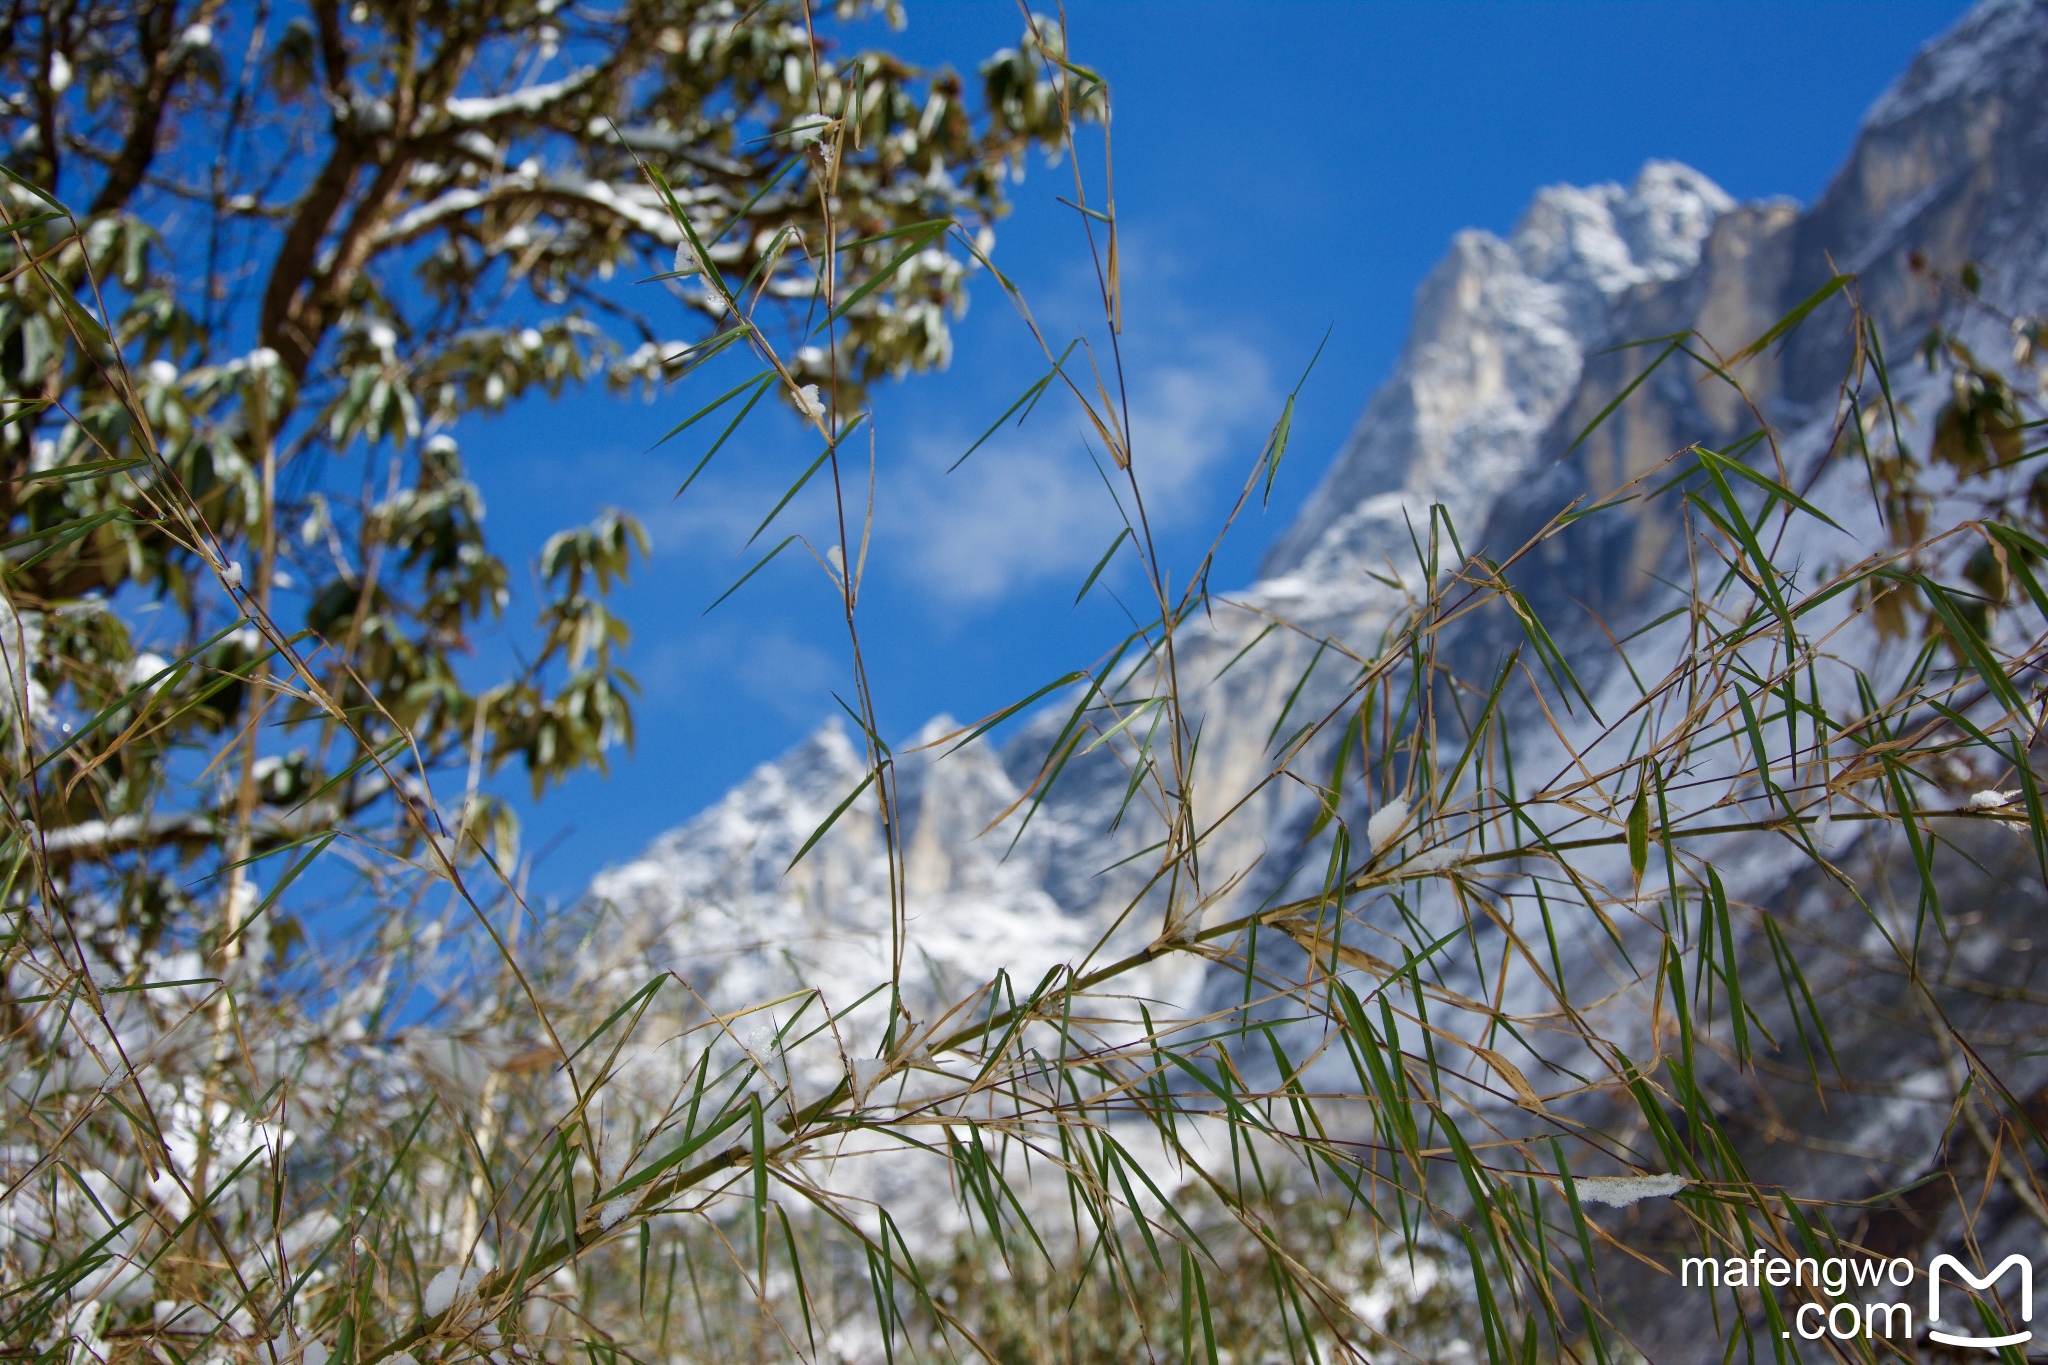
(590, 0), (2048, 1064)
(582, 3), (2048, 1354)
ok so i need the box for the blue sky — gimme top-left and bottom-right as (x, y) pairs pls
(461, 0), (1972, 897)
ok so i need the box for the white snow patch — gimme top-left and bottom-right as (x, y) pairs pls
(423, 1265), (484, 1316)
(1367, 797), (1411, 854)
(1572, 1173), (1691, 1207)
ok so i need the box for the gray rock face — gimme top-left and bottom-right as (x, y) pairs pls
(587, 2), (2048, 1354)
(1261, 161), (1733, 593)
(588, 719), (1112, 1047)
(1495, 0), (2048, 650)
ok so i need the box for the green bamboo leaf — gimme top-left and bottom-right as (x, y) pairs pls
(38, 267), (112, 352)
(1566, 337), (1684, 456)
(787, 768), (876, 872)
(1914, 571), (2024, 710)
(599, 1095), (753, 1202)
(653, 368), (772, 452)
(704, 154), (804, 247)
(1696, 447), (1842, 530)
(1696, 458), (1797, 646)
(939, 670), (1088, 756)
(952, 339), (1077, 473)
(677, 374), (776, 499)
(749, 1093), (768, 1283)
(1078, 696), (1162, 757)
(0, 163), (63, 205)
(562, 975), (667, 1068)
(1308, 707), (1363, 840)
(1073, 526), (1130, 604)
(1726, 273), (1850, 366)
(0, 507), (126, 562)
(30, 617), (257, 774)
(1184, 1246), (1221, 1365)
(1054, 194), (1111, 223)
(813, 220), (953, 334)
(703, 535), (798, 614)
(0, 398), (52, 431)
(1266, 638), (1329, 750)
(20, 456), (147, 483)
(0, 210), (67, 236)
(1263, 328), (1331, 504)
(1626, 788), (1649, 888)
(1707, 866), (1751, 1065)
(219, 832), (337, 954)
(1986, 522), (2048, 622)
(745, 411), (868, 548)
(834, 217), (955, 254)
(644, 323), (750, 375)
(1211, 621), (1277, 684)
(775, 1206), (816, 1354)
(728, 223), (797, 306)
(1490, 566), (1601, 720)
(1439, 647), (1518, 801)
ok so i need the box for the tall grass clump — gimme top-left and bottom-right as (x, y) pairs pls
(7, 9), (2048, 1364)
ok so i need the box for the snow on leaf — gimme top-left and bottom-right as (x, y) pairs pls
(1404, 845), (1461, 874)
(423, 1266), (484, 1316)
(1367, 796), (1410, 854)
(1572, 1173), (1691, 1207)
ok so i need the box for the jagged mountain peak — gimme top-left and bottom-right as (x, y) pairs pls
(1256, 159), (1730, 594)
(574, 6), (2048, 1355)
(1863, 0), (2048, 129)
(583, 710), (1111, 1039)
(578, 156), (1750, 1028)
(1511, 160), (1735, 301)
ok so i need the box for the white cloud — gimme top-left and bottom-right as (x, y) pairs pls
(886, 335), (1275, 604)
(472, 229), (1282, 619)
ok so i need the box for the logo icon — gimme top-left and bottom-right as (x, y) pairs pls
(1928, 1253), (2034, 1349)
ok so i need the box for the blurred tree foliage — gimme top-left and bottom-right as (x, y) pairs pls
(0, 0), (1082, 963)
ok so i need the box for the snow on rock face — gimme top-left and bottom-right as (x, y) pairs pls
(1861, 0), (2048, 130)
(584, 717), (1097, 1039)
(574, 163), (1749, 1067)
(583, 10), (2048, 1244)
(587, 0), (2048, 1030)
(1256, 161), (1732, 599)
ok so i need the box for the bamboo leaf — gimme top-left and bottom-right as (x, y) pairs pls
(814, 220), (953, 334)
(952, 339), (1077, 473)
(703, 535), (799, 614)
(1566, 337), (1684, 455)
(1626, 788), (1649, 889)
(1726, 273), (1850, 366)
(1073, 526), (1130, 605)
(787, 768), (876, 872)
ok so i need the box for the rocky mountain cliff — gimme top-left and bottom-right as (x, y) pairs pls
(584, 156), (1747, 1029)
(583, 2), (2048, 1355)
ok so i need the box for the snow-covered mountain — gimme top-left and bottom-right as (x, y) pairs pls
(585, 1), (2048, 1354)
(585, 157), (1744, 1021)
(1259, 159), (1732, 598)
